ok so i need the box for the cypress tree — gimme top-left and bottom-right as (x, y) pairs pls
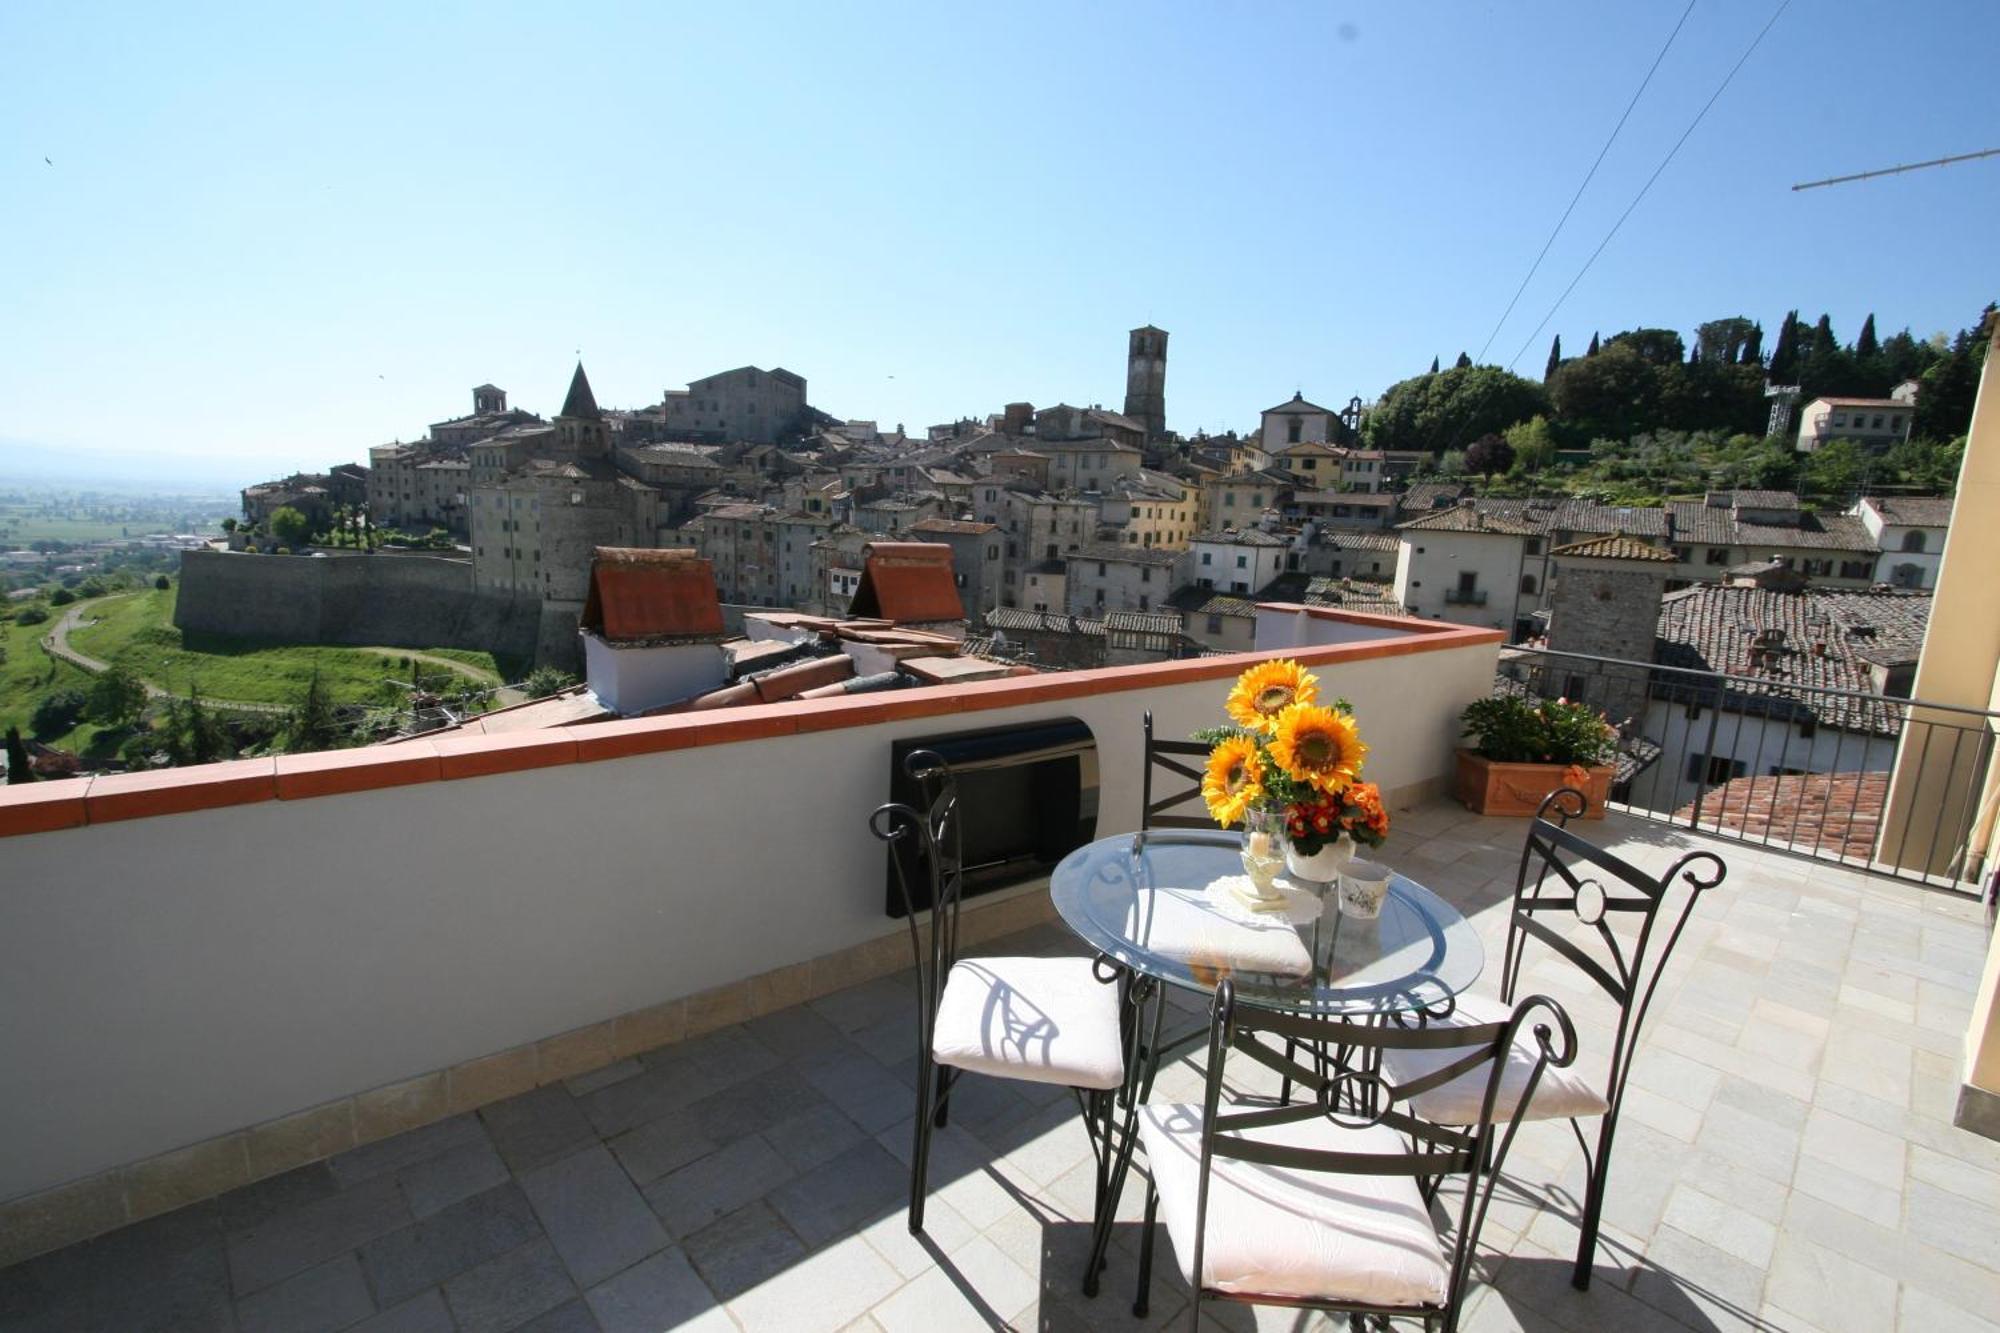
(1768, 311), (1800, 382)
(1586, 332), (1601, 357)
(1429, 356), (1440, 375)
(1453, 351), (1472, 369)
(4, 726), (35, 784)
(1856, 313), (1879, 358)
(1742, 323), (1763, 365)
(1809, 313), (1838, 362)
(1544, 334), (1562, 380)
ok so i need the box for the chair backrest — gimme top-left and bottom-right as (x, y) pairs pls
(1141, 709), (1212, 831)
(1500, 786), (1727, 1127)
(868, 749), (965, 1027)
(1192, 981), (1578, 1318)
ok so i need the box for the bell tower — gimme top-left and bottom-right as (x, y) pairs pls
(1124, 325), (1168, 439)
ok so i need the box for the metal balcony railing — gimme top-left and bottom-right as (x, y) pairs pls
(1495, 644), (1999, 895)
(1443, 588), (1487, 605)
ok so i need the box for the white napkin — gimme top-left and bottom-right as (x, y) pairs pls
(1123, 876), (1317, 977)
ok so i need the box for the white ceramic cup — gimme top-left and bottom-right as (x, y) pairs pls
(1339, 860), (1391, 920)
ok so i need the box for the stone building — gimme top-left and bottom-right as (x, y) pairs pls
(1063, 543), (1185, 617)
(1542, 535), (1679, 725)
(1392, 505), (1537, 636)
(906, 517), (1002, 620)
(662, 366), (808, 444)
(1124, 325), (1168, 439)
(1097, 471), (1198, 550)
(1197, 469), (1291, 532)
(466, 366), (663, 662)
(1262, 394), (1340, 450)
(1190, 527), (1291, 595)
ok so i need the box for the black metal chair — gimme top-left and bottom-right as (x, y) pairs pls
(870, 749), (1141, 1288)
(1380, 787), (1727, 1290)
(1141, 709), (1211, 833)
(1131, 979), (1577, 1332)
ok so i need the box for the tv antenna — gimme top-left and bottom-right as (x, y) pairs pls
(1792, 147), (2000, 191)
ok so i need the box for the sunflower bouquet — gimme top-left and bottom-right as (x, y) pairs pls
(1194, 659), (1387, 855)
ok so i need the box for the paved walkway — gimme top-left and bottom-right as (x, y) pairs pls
(0, 805), (1994, 1331)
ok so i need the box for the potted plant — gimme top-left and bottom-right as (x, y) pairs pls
(1455, 695), (1617, 817)
(1195, 659), (1391, 899)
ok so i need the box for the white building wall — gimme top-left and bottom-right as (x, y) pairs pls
(0, 630), (1499, 1202)
(1633, 700), (1901, 816)
(1393, 530), (1524, 633)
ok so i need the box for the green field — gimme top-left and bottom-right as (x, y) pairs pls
(0, 610), (100, 749)
(0, 508), (221, 544)
(64, 586), (503, 707)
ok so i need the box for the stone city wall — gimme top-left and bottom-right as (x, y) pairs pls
(175, 548), (545, 665)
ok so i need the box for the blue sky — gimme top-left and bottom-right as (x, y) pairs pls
(3, 1), (1996, 487)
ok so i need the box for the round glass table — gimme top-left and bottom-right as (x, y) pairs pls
(1049, 828), (1484, 1015)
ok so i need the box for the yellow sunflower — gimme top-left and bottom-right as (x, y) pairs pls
(1201, 736), (1265, 827)
(1225, 659), (1319, 734)
(1268, 704), (1367, 795)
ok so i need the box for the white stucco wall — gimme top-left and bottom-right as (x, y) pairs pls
(1627, 699), (1900, 816)
(0, 633), (1500, 1201)
(1393, 530), (1525, 633)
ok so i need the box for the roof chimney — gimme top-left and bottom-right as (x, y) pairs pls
(579, 548), (730, 715)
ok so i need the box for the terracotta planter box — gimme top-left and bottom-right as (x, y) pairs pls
(1453, 749), (1612, 818)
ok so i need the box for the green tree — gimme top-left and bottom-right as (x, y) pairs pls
(1694, 317), (1755, 365)
(1504, 416), (1557, 473)
(163, 687), (229, 766)
(1464, 433), (1515, 477)
(77, 577), (108, 598)
(1364, 364), (1550, 454)
(1740, 323), (1763, 365)
(1856, 313), (1879, 358)
(87, 665), (147, 728)
(30, 688), (87, 739)
(220, 517), (238, 533)
(268, 506), (310, 549)
(4, 726), (34, 784)
(1800, 439), (1868, 501)
(153, 574), (171, 590)
(1427, 356), (1440, 375)
(14, 605), (48, 626)
(1453, 351), (1472, 369)
(1606, 328), (1686, 365)
(283, 669), (343, 753)
(1549, 343), (1663, 440)
(1586, 332), (1601, 357)
(523, 666), (577, 698)
(1544, 334), (1561, 382)
(1768, 310), (1801, 382)
(49, 587), (75, 607)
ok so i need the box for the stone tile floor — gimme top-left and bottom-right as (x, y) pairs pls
(3, 802), (1997, 1332)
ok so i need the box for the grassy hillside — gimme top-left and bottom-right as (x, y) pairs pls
(65, 586), (503, 707)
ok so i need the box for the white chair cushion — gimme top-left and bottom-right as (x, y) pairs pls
(1378, 993), (1608, 1126)
(1138, 1102), (1450, 1308)
(930, 956), (1125, 1091)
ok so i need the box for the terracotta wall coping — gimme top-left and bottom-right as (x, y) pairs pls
(0, 614), (1502, 840)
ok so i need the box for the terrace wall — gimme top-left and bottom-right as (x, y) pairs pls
(0, 614), (1499, 1255)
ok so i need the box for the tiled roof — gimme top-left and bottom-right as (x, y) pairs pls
(1324, 530), (1400, 552)
(1263, 393), (1334, 415)
(1654, 585), (1929, 734)
(1667, 499), (1734, 546)
(1552, 535), (1678, 562)
(1195, 527), (1290, 546)
(1733, 512), (1875, 552)
(1863, 495), (1954, 527)
(1676, 770), (1888, 864)
(1103, 611), (1184, 635)
(1399, 482), (1470, 513)
(581, 548), (724, 644)
(1303, 577), (1405, 615)
(1068, 542), (1181, 566)
(1714, 489), (1801, 509)
(1549, 499), (1669, 538)
(1169, 586), (1258, 618)
(1811, 396), (1907, 408)
(983, 608), (1106, 636)
(907, 518), (997, 535)
(1397, 507), (1539, 536)
(846, 542), (965, 623)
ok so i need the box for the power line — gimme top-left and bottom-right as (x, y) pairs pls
(1473, 0), (1696, 366)
(1792, 147), (2000, 191)
(1507, 0), (1791, 373)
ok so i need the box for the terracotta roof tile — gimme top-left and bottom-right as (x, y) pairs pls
(1551, 535), (1679, 562)
(581, 548), (725, 644)
(847, 542), (966, 624)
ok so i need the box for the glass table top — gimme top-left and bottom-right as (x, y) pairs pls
(1049, 828), (1485, 1014)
